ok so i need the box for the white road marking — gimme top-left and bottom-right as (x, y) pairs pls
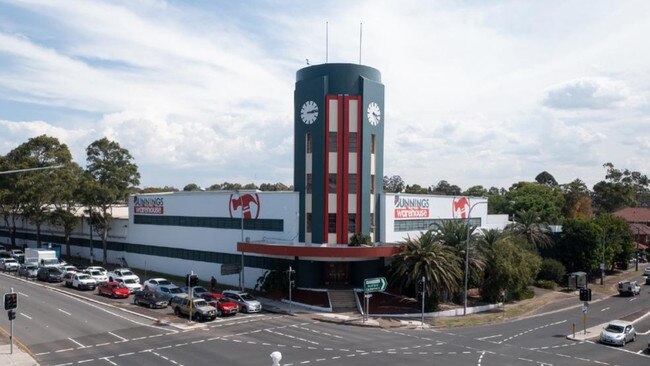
(18, 292), (28, 297)
(477, 334), (502, 340)
(629, 298), (637, 302)
(67, 337), (85, 348)
(102, 357), (118, 365)
(58, 308), (71, 316)
(108, 332), (128, 341)
(518, 358), (533, 362)
(55, 348), (74, 353)
(477, 350), (485, 366)
(78, 359), (94, 364)
(601, 307), (610, 312)
(118, 352), (134, 357)
(500, 320), (566, 343)
(20, 312), (32, 319)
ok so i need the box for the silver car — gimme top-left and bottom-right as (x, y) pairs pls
(222, 290), (262, 313)
(18, 264), (38, 278)
(600, 320), (636, 346)
(153, 284), (183, 304)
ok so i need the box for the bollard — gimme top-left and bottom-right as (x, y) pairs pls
(572, 323), (576, 339)
(270, 351), (282, 366)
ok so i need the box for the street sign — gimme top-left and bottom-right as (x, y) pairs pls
(582, 303), (589, 313)
(363, 277), (387, 293)
(221, 263), (241, 275)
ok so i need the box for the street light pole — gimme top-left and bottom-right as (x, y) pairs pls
(463, 201), (487, 316)
(237, 191), (245, 291)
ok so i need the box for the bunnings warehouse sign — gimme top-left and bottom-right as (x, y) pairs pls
(393, 196), (429, 218)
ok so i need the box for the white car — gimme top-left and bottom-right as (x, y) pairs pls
(643, 267), (650, 277)
(72, 273), (97, 290)
(108, 268), (140, 284)
(83, 269), (108, 283)
(86, 266), (108, 275)
(0, 258), (20, 271)
(113, 277), (142, 293)
(59, 265), (78, 273)
(143, 278), (173, 291)
(600, 320), (636, 346)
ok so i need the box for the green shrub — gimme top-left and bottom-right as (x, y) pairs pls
(537, 258), (566, 284)
(534, 280), (557, 290)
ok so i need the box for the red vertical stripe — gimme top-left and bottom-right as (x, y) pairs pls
(341, 96), (350, 242)
(355, 97), (362, 234)
(324, 96), (335, 243)
(337, 95), (345, 243)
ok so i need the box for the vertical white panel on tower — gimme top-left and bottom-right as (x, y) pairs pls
(348, 153), (357, 173)
(348, 99), (358, 132)
(328, 194), (337, 213)
(348, 195), (357, 213)
(328, 99), (338, 132)
(305, 194), (312, 212)
(329, 153), (337, 173)
(370, 154), (376, 174)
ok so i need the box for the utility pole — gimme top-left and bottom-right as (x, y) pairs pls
(288, 266), (295, 314)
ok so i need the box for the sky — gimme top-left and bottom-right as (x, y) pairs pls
(0, 0), (649, 191)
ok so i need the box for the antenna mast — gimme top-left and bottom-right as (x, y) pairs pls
(326, 21), (329, 63)
(359, 22), (363, 64)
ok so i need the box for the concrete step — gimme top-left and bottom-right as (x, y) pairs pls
(328, 290), (358, 311)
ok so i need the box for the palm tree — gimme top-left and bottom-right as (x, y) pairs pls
(506, 210), (553, 250)
(389, 230), (462, 303)
(476, 228), (507, 255)
(431, 220), (486, 290)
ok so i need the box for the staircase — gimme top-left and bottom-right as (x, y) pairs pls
(328, 290), (358, 312)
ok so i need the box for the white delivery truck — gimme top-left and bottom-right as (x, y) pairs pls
(25, 248), (59, 267)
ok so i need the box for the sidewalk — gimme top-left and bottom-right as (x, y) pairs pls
(0, 344), (39, 366)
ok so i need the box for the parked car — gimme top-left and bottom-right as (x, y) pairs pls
(37, 266), (64, 282)
(83, 269), (108, 283)
(201, 292), (238, 316)
(600, 320), (636, 346)
(108, 268), (140, 284)
(63, 271), (75, 287)
(153, 284), (183, 304)
(97, 281), (130, 298)
(0, 258), (20, 272)
(643, 267), (650, 277)
(18, 264), (38, 278)
(72, 273), (97, 290)
(113, 277), (142, 293)
(59, 265), (78, 273)
(179, 286), (210, 298)
(86, 266), (108, 275)
(171, 295), (217, 321)
(618, 281), (641, 296)
(9, 249), (24, 263)
(143, 278), (173, 291)
(133, 291), (168, 309)
(221, 290), (262, 313)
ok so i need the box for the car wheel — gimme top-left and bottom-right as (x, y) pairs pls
(174, 307), (180, 316)
(217, 309), (222, 317)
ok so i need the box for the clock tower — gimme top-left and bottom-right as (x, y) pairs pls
(294, 63), (385, 245)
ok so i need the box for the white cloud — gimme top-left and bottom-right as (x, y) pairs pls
(543, 78), (629, 110)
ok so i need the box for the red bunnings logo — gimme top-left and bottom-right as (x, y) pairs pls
(229, 193), (261, 219)
(451, 197), (470, 219)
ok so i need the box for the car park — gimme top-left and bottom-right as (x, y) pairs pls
(37, 267), (64, 282)
(83, 269), (108, 283)
(72, 273), (97, 290)
(617, 281), (641, 296)
(600, 320), (636, 346)
(97, 281), (130, 298)
(0, 258), (20, 271)
(222, 290), (262, 313)
(201, 292), (238, 316)
(171, 295), (217, 321)
(143, 278), (173, 291)
(133, 291), (168, 309)
(18, 264), (38, 278)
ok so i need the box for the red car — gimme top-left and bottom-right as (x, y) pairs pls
(97, 281), (131, 299)
(201, 293), (238, 316)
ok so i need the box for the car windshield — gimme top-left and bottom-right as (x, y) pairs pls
(48, 268), (61, 274)
(121, 270), (134, 276)
(157, 280), (172, 286)
(194, 287), (208, 293)
(89, 270), (102, 276)
(218, 298), (232, 304)
(78, 274), (91, 280)
(6, 259), (16, 263)
(605, 324), (624, 333)
(240, 294), (256, 301)
(124, 279), (137, 284)
(193, 299), (208, 307)
(168, 287), (182, 294)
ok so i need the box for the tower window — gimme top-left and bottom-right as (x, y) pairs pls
(348, 174), (357, 193)
(348, 214), (356, 233)
(349, 132), (357, 151)
(329, 132), (337, 152)
(370, 174), (375, 194)
(328, 174), (337, 193)
(371, 134), (376, 154)
(306, 213), (312, 233)
(306, 133), (312, 154)
(328, 214), (337, 233)
(306, 174), (312, 193)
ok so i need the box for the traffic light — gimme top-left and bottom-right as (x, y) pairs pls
(188, 274), (199, 287)
(288, 268), (296, 288)
(7, 310), (15, 321)
(579, 288), (592, 302)
(417, 279), (425, 294)
(4, 293), (17, 310)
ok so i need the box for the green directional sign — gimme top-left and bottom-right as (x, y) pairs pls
(364, 277), (387, 293)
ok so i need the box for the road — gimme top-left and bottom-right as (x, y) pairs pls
(0, 269), (649, 366)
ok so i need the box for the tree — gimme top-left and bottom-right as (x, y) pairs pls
(594, 213), (634, 270)
(560, 179), (592, 219)
(463, 185), (488, 197)
(84, 138), (140, 265)
(5, 135), (73, 247)
(537, 258), (566, 284)
(592, 162), (648, 212)
(505, 182), (564, 224)
(535, 171), (558, 186)
(389, 230), (462, 310)
(259, 182), (290, 191)
(183, 183), (202, 191)
(506, 210), (553, 250)
(348, 233), (371, 247)
(430, 180), (462, 196)
(551, 218), (602, 274)
(49, 162), (84, 257)
(383, 175), (405, 193)
(404, 184), (428, 194)
(481, 238), (541, 303)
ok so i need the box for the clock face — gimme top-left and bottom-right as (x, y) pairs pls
(367, 102), (381, 126)
(300, 100), (318, 124)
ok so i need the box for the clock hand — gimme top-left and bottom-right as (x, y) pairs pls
(307, 110), (317, 114)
